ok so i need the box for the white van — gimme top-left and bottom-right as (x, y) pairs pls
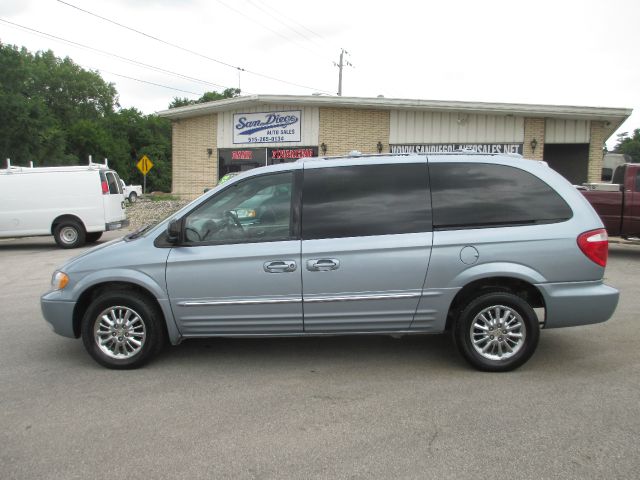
(0, 163), (129, 248)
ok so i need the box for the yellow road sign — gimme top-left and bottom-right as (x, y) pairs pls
(137, 155), (154, 175)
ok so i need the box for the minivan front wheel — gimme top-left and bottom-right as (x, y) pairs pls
(81, 291), (165, 369)
(454, 292), (539, 372)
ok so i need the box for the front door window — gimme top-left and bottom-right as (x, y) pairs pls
(183, 172), (293, 244)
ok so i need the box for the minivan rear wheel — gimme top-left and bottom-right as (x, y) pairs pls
(454, 292), (539, 372)
(81, 291), (165, 369)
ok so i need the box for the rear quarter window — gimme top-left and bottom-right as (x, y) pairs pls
(105, 172), (121, 194)
(429, 162), (573, 229)
(612, 166), (626, 185)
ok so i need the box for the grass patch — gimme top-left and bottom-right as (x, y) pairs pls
(148, 193), (180, 201)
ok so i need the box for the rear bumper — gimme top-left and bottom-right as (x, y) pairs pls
(537, 280), (619, 328)
(105, 219), (129, 231)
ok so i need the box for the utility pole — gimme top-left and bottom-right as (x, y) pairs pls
(335, 48), (353, 96)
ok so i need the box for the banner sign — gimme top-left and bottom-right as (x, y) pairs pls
(267, 146), (318, 162)
(218, 148), (267, 166)
(233, 110), (302, 144)
(390, 143), (523, 155)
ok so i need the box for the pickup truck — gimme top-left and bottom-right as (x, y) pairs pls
(579, 163), (640, 238)
(120, 180), (143, 203)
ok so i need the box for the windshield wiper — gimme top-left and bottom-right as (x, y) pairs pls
(125, 223), (155, 240)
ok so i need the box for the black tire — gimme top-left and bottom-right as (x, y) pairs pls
(85, 232), (103, 243)
(128, 192), (138, 203)
(53, 220), (86, 249)
(81, 290), (166, 369)
(453, 292), (539, 372)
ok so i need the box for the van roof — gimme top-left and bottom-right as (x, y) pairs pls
(298, 151), (524, 163)
(0, 165), (112, 174)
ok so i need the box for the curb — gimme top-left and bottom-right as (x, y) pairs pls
(609, 237), (640, 246)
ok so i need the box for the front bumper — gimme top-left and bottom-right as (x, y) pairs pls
(41, 290), (77, 338)
(537, 280), (619, 329)
(105, 219), (130, 231)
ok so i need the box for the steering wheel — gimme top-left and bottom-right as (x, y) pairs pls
(224, 211), (245, 232)
(200, 219), (221, 240)
(184, 227), (202, 242)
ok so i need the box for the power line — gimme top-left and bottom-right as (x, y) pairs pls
(0, 18), (238, 92)
(55, 0), (333, 94)
(83, 66), (204, 96)
(248, 0), (328, 45)
(56, 0), (239, 70)
(244, 0), (334, 62)
(215, 0), (332, 64)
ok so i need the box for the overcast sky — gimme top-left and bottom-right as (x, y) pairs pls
(1, 0), (638, 148)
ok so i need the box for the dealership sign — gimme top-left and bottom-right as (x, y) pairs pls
(233, 110), (301, 144)
(390, 143), (523, 155)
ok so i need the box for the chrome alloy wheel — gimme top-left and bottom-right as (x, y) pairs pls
(59, 226), (78, 245)
(470, 305), (526, 361)
(93, 306), (146, 359)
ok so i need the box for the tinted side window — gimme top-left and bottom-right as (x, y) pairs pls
(302, 163), (431, 240)
(430, 163), (573, 229)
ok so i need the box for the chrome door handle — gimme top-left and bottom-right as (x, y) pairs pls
(263, 260), (297, 273)
(306, 259), (340, 271)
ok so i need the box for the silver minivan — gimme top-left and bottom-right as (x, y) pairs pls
(41, 153), (619, 371)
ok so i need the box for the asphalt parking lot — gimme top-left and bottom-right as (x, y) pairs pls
(1, 232), (639, 479)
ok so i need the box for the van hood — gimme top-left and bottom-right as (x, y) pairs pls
(58, 231), (171, 279)
(60, 236), (125, 271)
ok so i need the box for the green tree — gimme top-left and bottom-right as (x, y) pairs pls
(106, 108), (172, 189)
(0, 43), (118, 167)
(167, 97), (193, 108)
(0, 45), (66, 165)
(169, 88), (240, 109)
(613, 129), (640, 163)
(138, 144), (171, 192)
(31, 50), (118, 123)
(0, 43), (173, 191)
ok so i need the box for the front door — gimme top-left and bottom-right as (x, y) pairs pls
(166, 170), (302, 335)
(300, 162), (433, 333)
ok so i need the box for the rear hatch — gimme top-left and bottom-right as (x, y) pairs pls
(100, 169), (127, 223)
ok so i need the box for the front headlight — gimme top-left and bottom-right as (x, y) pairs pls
(51, 271), (69, 290)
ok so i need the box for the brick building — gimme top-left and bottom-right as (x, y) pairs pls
(157, 95), (631, 199)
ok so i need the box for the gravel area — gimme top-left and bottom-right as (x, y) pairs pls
(125, 197), (190, 229)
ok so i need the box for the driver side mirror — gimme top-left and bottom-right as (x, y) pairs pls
(167, 218), (182, 244)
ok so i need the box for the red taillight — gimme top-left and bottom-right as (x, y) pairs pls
(101, 181), (109, 194)
(577, 229), (608, 267)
